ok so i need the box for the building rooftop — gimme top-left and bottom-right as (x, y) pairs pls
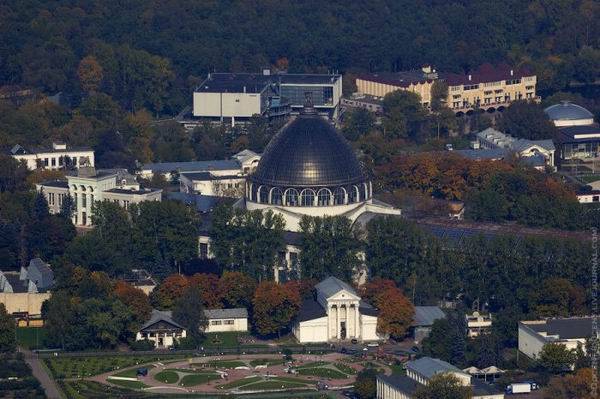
(454, 148), (508, 161)
(38, 180), (69, 189)
(296, 297), (328, 322)
(140, 309), (185, 331)
(195, 72), (341, 94)
(104, 188), (161, 195)
(544, 102), (594, 122)
(9, 143), (93, 155)
(406, 357), (467, 380)
(377, 374), (420, 395)
(556, 125), (600, 142)
(27, 258), (53, 290)
(441, 63), (533, 86)
(357, 70), (434, 88)
(315, 276), (357, 299)
(180, 172), (242, 181)
(204, 308), (248, 319)
(413, 306), (446, 327)
(1, 272), (28, 293)
(166, 192), (226, 213)
(250, 112), (367, 187)
(140, 159), (240, 174)
(522, 317), (592, 340)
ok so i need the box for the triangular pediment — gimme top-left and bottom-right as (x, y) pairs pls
(328, 289), (360, 302)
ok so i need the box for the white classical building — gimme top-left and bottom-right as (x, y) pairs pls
(10, 142), (94, 170)
(137, 309), (187, 349)
(37, 167), (162, 227)
(293, 277), (380, 343)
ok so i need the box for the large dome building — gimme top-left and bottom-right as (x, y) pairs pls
(544, 101), (595, 127)
(242, 104), (400, 232)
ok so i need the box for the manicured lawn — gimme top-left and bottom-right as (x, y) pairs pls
(154, 370), (179, 384)
(202, 359), (247, 368)
(239, 380), (307, 390)
(109, 379), (148, 390)
(295, 361), (329, 369)
(44, 355), (184, 379)
(179, 373), (221, 386)
(203, 332), (243, 348)
(270, 376), (315, 384)
(114, 365), (155, 378)
(249, 358), (286, 367)
(334, 362), (357, 375)
(218, 376), (263, 389)
(298, 367), (347, 379)
(16, 327), (47, 349)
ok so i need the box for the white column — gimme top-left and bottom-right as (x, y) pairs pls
(335, 303), (340, 339)
(354, 304), (359, 339)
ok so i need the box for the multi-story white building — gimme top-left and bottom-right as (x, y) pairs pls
(466, 311), (493, 338)
(518, 317), (591, 360)
(37, 167), (162, 227)
(377, 357), (504, 399)
(10, 142), (94, 170)
(191, 71), (342, 125)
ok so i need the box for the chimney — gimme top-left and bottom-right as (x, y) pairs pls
(243, 86), (246, 93)
(468, 75), (472, 81)
(510, 69), (514, 76)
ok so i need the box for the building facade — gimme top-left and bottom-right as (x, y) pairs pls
(192, 72), (342, 125)
(518, 317), (591, 360)
(293, 277), (380, 343)
(356, 67), (437, 107)
(37, 167), (161, 227)
(0, 258), (54, 318)
(204, 308), (248, 333)
(136, 309), (186, 349)
(443, 64), (537, 115)
(10, 142), (94, 170)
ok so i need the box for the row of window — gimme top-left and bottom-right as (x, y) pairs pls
(140, 332), (183, 338)
(210, 319), (235, 326)
(47, 192), (66, 206)
(248, 184), (372, 206)
(37, 156), (90, 168)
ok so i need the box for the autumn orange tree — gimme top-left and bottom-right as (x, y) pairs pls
(361, 278), (415, 339)
(218, 271), (257, 309)
(149, 274), (188, 310)
(189, 273), (222, 309)
(77, 55), (103, 94)
(545, 368), (598, 399)
(114, 281), (152, 324)
(252, 281), (301, 337)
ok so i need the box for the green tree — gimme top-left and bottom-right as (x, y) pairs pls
(354, 368), (377, 399)
(414, 373), (472, 399)
(430, 80), (448, 111)
(342, 108), (375, 141)
(539, 343), (577, 374)
(382, 91), (428, 140)
(173, 285), (208, 346)
(131, 200), (199, 277)
(299, 215), (361, 281)
(0, 155), (30, 193)
(210, 205), (285, 281)
(0, 304), (16, 352)
(498, 100), (558, 140)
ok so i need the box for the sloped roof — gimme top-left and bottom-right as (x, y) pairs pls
(204, 308), (248, 319)
(27, 258), (53, 290)
(315, 276), (357, 299)
(413, 306), (445, 327)
(296, 297), (328, 322)
(141, 159), (240, 174)
(406, 357), (467, 379)
(377, 374), (419, 395)
(544, 102), (594, 121)
(140, 309), (184, 331)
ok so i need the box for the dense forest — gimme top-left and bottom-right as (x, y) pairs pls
(1, 0), (599, 116)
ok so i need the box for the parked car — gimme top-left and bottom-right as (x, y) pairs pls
(136, 368), (148, 377)
(367, 342), (379, 347)
(351, 338), (358, 344)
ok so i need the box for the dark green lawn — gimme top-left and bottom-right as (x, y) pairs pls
(16, 327), (47, 349)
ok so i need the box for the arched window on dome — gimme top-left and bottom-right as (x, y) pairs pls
(258, 186), (268, 203)
(334, 187), (346, 205)
(284, 188), (299, 206)
(247, 182), (253, 200)
(317, 188), (332, 206)
(270, 187), (283, 205)
(363, 183), (369, 200)
(300, 189), (315, 206)
(349, 185), (360, 203)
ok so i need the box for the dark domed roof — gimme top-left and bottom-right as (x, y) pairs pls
(251, 114), (367, 187)
(544, 102), (593, 121)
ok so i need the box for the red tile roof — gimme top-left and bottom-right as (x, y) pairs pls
(441, 63), (534, 86)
